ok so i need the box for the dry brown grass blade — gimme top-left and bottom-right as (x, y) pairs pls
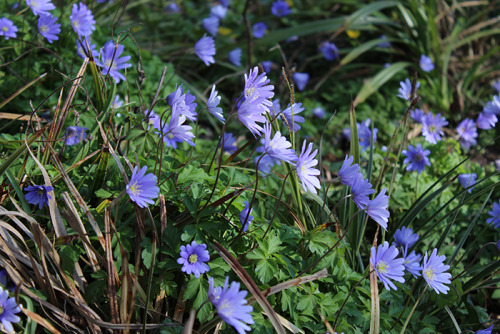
(50, 58), (88, 142)
(22, 308), (62, 334)
(105, 209), (121, 326)
(0, 112), (48, 122)
(61, 192), (102, 271)
(182, 309), (196, 334)
(25, 141), (67, 240)
(51, 149), (101, 183)
(97, 120), (130, 183)
(370, 228), (380, 334)
(212, 242), (286, 334)
(30, 222), (59, 305)
(249, 268), (328, 303)
(0, 72), (47, 110)
(160, 194), (167, 237)
(173, 282), (187, 323)
(48, 145), (106, 249)
(272, 312), (305, 334)
(255, 188), (306, 235)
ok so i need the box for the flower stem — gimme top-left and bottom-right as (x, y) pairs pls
(400, 285), (427, 334)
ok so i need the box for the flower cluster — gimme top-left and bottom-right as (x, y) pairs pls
(238, 67), (274, 137)
(337, 155), (389, 230)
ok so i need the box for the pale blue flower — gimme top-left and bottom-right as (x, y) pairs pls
(422, 249), (452, 294)
(208, 277), (254, 334)
(38, 14), (60, 43)
(177, 241), (210, 278)
(397, 78), (420, 101)
(293, 72), (309, 91)
(296, 140), (320, 194)
(371, 241), (405, 290)
(70, 2), (96, 37)
(126, 166), (160, 208)
(195, 35), (216, 66)
(203, 16), (219, 36)
(0, 17), (18, 40)
(419, 55), (435, 72)
(228, 48), (242, 67)
(252, 22), (267, 39)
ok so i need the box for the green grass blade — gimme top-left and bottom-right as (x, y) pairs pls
(354, 62), (411, 106)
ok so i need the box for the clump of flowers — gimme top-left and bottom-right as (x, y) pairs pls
(24, 185), (53, 209)
(208, 277), (254, 334)
(177, 241), (210, 278)
(126, 166), (160, 208)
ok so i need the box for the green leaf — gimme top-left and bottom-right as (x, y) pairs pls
(95, 188), (113, 198)
(177, 165), (209, 185)
(255, 258), (278, 284)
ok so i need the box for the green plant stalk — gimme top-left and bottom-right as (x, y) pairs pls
(346, 102), (360, 268)
(400, 286), (427, 334)
(0, 124), (49, 177)
(90, 147), (110, 201)
(142, 234), (157, 334)
(89, 59), (105, 114)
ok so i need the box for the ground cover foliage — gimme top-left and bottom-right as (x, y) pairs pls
(1, 0), (500, 333)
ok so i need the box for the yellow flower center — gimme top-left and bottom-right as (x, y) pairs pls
(40, 24), (48, 33)
(2, 26), (8, 32)
(424, 268), (435, 281)
(245, 87), (255, 97)
(429, 125), (436, 132)
(376, 261), (388, 274)
(0, 304), (3, 315)
(218, 300), (233, 316)
(128, 182), (140, 195)
(188, 254), (198, 264)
